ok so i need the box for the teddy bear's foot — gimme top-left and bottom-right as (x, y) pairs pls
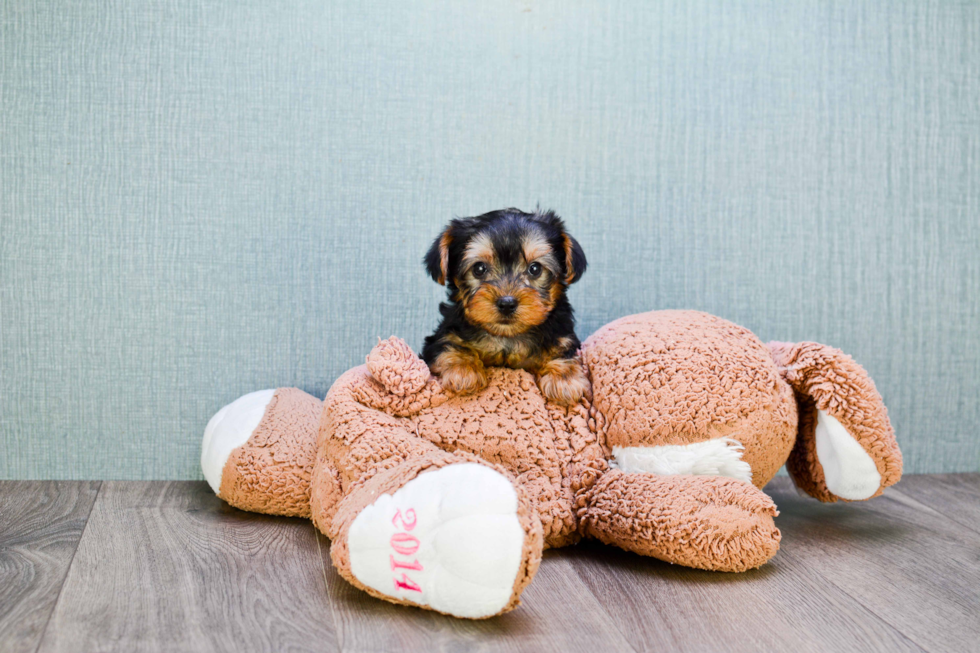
(584, 470), (781, 572)
(201, 387), (323, 517)
(768, 341), (902, 502)
(811, 409), (882, 500)
(329, 461), (543, 619)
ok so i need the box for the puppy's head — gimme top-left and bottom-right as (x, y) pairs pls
(425, 208), (586, 337)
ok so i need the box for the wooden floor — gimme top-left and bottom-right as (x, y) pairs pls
(1, 474), (978, 653)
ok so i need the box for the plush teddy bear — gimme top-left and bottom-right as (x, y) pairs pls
(200, 310), (901, 619)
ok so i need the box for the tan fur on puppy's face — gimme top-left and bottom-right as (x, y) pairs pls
(521, 232), (559, 273)
(454, 231), (559, 337)
(464, 285), (552, 337)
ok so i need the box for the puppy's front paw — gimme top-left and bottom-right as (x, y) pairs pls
(536, 358), (590, 406)
(431, 350), (488, 396)
(439, 365), (488, 395)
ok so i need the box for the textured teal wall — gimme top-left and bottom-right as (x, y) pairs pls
(2, 1), (978, 479)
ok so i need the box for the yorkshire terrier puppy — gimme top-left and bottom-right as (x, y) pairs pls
(421, 208), (590, 406)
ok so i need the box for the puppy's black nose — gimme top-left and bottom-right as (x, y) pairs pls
(496, 296), (518, 316)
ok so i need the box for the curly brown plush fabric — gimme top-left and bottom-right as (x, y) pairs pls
(213, 310), (903, 618)
(582, 311), (799, 487)
(768, 341), (903, 502)
(219, 387), (322, 518)
(584, 470), (781, 572)
(323, 449), (544, 618)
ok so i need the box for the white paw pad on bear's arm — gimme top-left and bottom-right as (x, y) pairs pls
(347, 463), (525, 619)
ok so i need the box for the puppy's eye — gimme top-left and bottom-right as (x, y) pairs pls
(472, 262), (488, 278)
(527, 262), (543, 278)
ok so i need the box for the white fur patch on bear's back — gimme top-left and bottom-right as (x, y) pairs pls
(611, 437), (753, 484)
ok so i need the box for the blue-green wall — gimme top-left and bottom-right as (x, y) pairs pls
(2, 1), (978, 478)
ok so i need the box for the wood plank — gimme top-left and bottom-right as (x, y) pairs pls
(565, 538), (921, 653)
(889, 473), (980, 535)
(36, 482), (341, 653)
(7, 475), (976, 652)
(763, 477), (980, 652)
(0, 481), (100, 653)
(315, 533), (636, 653)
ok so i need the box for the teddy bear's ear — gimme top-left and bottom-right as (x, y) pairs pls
(366, 337), (430, 396)
(424, 226), (453, 285)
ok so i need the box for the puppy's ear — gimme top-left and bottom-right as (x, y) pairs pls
(561, 232), (587, 284)
(424, 225), (453, 285)
(533, 209), (587, 285)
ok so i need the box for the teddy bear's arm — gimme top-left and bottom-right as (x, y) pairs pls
(583, 469), (781, 572)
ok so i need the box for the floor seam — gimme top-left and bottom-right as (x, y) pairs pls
(558, 553), (642, 653)
(818, 574), (932, 653)
(887, 486), (980, 538)
(31, 480), (103, 653)
(314, 525), (345, 653)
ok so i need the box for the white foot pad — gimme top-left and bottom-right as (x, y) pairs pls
(815, 409), (882, 500)
(347, 463), (525, 619)
(201, 389), (276, 494)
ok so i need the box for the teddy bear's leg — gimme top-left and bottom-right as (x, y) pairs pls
(201, 387), (323, 517)
(583, 469), (781, 572)
(327, 454), (543, 619)
(768, 342), (903, 502)
(314, 367), (543, 619)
